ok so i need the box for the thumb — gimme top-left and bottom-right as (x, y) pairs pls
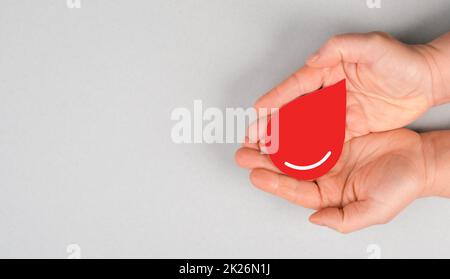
(306, 32), (394, 68)
(309, 200), (393, 234)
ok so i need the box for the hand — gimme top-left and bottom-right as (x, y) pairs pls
(253, 32), (437, 142)
(236, 129), (430, 233)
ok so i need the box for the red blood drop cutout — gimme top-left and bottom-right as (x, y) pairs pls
(266, 79), (346, 180)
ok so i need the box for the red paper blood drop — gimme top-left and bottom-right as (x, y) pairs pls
(266, 79), (346, 180)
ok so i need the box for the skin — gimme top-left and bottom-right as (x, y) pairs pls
(237, 32), (450, 233)
(251, 31), (450, 142)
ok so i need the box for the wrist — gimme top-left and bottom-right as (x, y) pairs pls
(415, 35), (450, 106)
(420, 131), (450, 198)
(420, 133), (437, 197)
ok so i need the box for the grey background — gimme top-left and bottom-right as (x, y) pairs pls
(0, 0), (450, 258)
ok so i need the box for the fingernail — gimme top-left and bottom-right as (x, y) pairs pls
(259, 143), (268, 154)
(309, 215), (324, 226)
(307, 52), (320, 63)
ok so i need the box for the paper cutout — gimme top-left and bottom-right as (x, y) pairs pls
(266, 79), (346, 180)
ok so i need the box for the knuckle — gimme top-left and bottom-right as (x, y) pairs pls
(374, 211), (394, 225)
(377, 215), (393, 225)
(326, 35), (344, 47)
(368, 31), (392, 43)
(336, 226), (351, 234)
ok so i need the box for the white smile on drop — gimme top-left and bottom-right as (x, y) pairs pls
(284, 151), (332, 171)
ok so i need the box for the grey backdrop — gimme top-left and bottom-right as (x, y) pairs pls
(1, 0), (450, 258)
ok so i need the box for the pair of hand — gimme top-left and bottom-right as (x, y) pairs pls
(235, 31), (450, 233)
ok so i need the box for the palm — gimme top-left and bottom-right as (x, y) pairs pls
(312, 130), (426, 230)
(253, 32), (434, 142)
(240, 32), (435, 232)
(236, 129), (427, 233)
(323, 49), (432, 140)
